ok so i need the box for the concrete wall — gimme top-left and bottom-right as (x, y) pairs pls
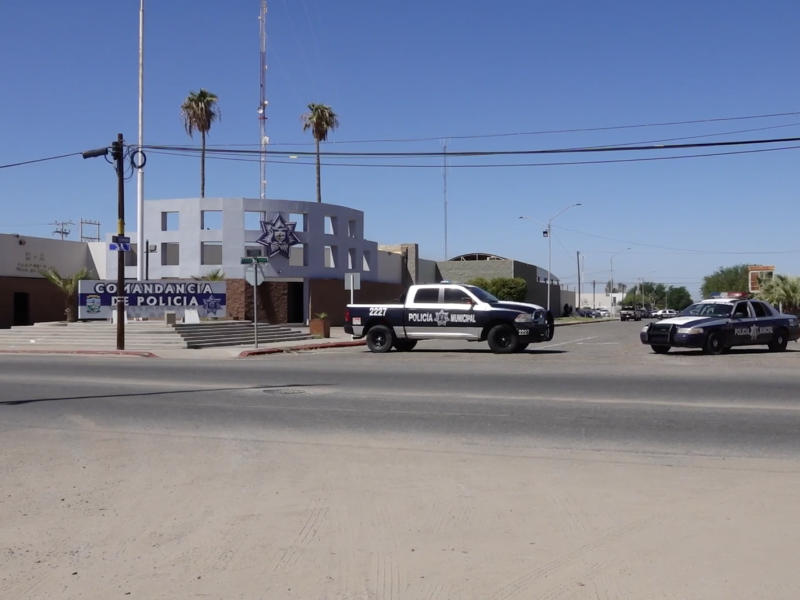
(0, 277), (70, 328)
(0, 234), (98, 279)
(377, 250), (403, 284)
(436, 259), (512, 282)
(417, 258), (440, 284)
(110, 198), (397, 284)
(226, 279), (290, 324)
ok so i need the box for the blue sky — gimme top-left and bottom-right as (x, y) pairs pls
(2, 0), (800, 298)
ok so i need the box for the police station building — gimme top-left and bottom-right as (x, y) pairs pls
(0, 196), (571, 328)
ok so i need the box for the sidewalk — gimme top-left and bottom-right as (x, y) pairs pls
(0, 319), (618, 360)
(0, 327), (364, 360)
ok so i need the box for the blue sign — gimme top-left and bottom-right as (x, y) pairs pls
(109, 243), (131, 252)
(78, 280), (227, 320)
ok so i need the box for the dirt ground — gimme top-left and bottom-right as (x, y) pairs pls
(3, 427), (800, 600)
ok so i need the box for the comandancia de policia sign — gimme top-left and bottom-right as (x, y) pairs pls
(78, 280), (227, 320)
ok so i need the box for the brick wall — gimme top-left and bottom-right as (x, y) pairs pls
(309, 278), (404, 326)
(0, 277), (67, 328)
(226, 279), (289, 324)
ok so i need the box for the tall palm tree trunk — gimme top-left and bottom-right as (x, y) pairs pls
(315, 138), (322, 203)
(201, 131), (206, 198)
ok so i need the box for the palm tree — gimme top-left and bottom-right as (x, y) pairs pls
(39, 267), (94, 322)
(180, 89), (221, 198)
(192, 268), (226, 281)
(301, 103), (339, 203)
(757, 274), (800, 312)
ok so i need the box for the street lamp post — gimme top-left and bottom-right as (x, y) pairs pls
(519, 202), (581, 313)
(609, 247), (631, 315)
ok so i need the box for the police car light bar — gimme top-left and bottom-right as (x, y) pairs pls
(708, 292), (749, 298)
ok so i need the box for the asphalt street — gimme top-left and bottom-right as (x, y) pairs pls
(3, 320), (800, 459)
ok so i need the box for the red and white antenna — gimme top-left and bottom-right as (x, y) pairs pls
(258, 0), (269, 199)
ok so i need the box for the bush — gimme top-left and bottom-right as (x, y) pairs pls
(466, 276), (527, 302)
(488, 277), (527, 302)
(466, 277), (491, 291)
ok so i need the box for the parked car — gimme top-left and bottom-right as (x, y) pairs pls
(596, 308), (610, 318)
(619, 306), (642, 321)
(653, 309), (678, 320)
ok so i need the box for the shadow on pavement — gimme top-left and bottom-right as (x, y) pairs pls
(0, 383), (331, 407)
(359, 349), (568, 355)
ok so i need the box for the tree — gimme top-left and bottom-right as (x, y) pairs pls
(666, 286), (693, 310)
(192, 268), (226, 281)
(180, 89), (221, 198)
(301, 103), (339, 203)
(756, 274), (800, 312)
(39, 267), (94, 322)
(700, 264), (750, 299)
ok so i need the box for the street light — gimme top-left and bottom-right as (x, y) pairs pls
(609, 247), (631, 315)
(519, 203), (581, 313)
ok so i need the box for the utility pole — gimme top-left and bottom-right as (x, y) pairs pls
(443, 139), (448, 260)
(576, 251), (581, 308)
(50, 220), (74, 240)
(592, 280), (596, 309)
(136, 0), (145, 280)
(113, 134), (126, 351)
(258, 0), (269, 199)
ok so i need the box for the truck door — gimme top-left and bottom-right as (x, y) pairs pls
(440, 287), (482, 340)
(404, 286), (445, 339)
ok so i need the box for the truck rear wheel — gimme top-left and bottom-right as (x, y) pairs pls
(366, 325), (394, 353)
(487, 324), (519, 354)
(393, 339), (417, 352)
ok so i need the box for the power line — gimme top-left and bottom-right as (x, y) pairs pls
(142, 134), (800, 158)
(144, 143), (800, 169)
(0, 152), (82, 170)
(153, 109), (800, 147)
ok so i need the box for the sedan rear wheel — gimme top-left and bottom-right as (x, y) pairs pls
(768, 328), (789, 352)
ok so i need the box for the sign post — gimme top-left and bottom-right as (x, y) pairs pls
(242, 256), (270, 348)
(344, 273), (361, 340)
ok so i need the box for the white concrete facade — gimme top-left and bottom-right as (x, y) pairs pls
(106, 198), (399, 284)
(0, 233), (101, 279)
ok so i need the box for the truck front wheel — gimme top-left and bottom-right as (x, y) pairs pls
(366, 325), (394, 353)
(487, 324), (519, 354)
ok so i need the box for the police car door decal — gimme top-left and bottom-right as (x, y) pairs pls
(731, 302), (757, 344)
(405, 287), (446, 338)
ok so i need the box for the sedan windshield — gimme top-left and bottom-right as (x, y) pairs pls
(680, 303), (733, 317)
(463, 285), (499, 303)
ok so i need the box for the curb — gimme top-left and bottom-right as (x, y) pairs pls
(0, 349), (158, 358)
(238, 339), (366, 358)
(554, 318), (618, 327)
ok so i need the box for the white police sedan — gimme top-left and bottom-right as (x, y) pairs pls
(640, 297), (800, 355)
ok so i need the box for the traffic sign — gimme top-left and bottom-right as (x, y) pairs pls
(344, 272), (361, 291)
(112, 235), (131, 244)
(241, 256), (269, 265)
(109, 242), (131, 252)
(245, 264), (266, 287)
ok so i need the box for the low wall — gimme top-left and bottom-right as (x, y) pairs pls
(309, 278), (404, 326)
(0, 277), (66, 328)
(226, 279), (289, 324)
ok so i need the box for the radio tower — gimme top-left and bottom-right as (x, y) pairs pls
(258, 0), (269, 199)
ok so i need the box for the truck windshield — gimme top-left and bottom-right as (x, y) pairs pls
(463, 285), (499, 303)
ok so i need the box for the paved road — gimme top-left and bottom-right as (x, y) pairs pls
(3, 321), (800, 459)
(5, 321), (800, 599)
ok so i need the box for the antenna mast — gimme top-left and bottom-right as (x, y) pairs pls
(258, 0), (268, 199)
(443, 139), (448, 260)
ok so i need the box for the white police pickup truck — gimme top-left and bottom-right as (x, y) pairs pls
(344, 282), (554, 354)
